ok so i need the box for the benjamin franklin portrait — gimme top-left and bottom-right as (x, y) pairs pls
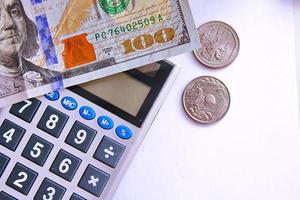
(0, 0), (59, 98)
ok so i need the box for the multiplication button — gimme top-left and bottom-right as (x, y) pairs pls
(93, 136), (125, 168)
(6, 163), (38, 195)
(34, 178), (66, 200)
(78, 165), (110, 197)
(50, 149), (81, 181)
(0, 153), (10, 177)
(65, 121), (97, 153)
(0, 119), (25, 151)
(21, 134), (54, 166)
(37, 106), (69, 138)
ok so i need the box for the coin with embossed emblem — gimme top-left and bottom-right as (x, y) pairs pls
(194, 21), (240, 68)
(183, 76), (230, 124)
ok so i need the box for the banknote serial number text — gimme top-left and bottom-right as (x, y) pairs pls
(95, 14), (164, 40)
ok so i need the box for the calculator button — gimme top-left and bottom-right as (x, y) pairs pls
(115, 125), (132, 140)
(9, 98), (41, 123)
(93, 136), (125, 168)
(79, 106), (96, 120)
(50, 149), (81, 181)
(65, 121), (97, 153)
(61, 96), (78, 110)
(0, 191), (17, 200)
(37, 106), (69, 138)
(21, 134), (54, 166)
(70, 193), (86, 200)
(6, 163), (38, 195)
(78, 165), (110, 197)
(34, 178), (66, 200)
(44, 91), (60, 101)
(0, 119), (25, 151)
(0, 153), (10, 177)
(97, 116), (114, 130)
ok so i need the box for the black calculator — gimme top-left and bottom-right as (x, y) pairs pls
(0, 61), (178, 200)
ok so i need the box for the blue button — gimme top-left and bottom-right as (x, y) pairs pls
(97, 116), (114, 130)
(44, 91), (60, 101)
(79, 106), (96, 120)
(61, 96), (77, 110)
(115, 125), (132, 139)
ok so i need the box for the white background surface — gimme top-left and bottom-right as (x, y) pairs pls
(114, 0), (300, 200)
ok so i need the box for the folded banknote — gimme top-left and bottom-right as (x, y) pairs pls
(0, 0), (199, 108)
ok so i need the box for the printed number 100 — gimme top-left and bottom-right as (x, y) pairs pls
(121, 28), (175, 55)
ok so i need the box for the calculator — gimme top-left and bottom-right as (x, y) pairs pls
(0, 61), (179, 200)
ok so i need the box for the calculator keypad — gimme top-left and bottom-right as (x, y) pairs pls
(9, 98), (41, 123)
(0, 191), (17, 200)
(6, 163), (38, 195)
(78, 165), (110, 197)
(94, 136), (126, 168)
(50, 149), (82, 182)
(0, 153), (10, 177)
(65, 121), (97, 153)
(0, 90), (135, 199)
(34, 178), (66, 200)
(21, 134), (54, 166)
(0, 119), (25, 151)
(37, 106), (69, 138)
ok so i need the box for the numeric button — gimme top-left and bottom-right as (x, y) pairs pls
(6, 163), (38, 195)
(0, 119), (25, 151)
(34, 178), (66, 200)
(0, 153), (10, 177)
(9, 98), (41, 123)
(0, 191), (17, 200)
(65, 121), (97, 153)
(37, 106), (69, 138)
(21, 134), (54, 166)
(78, 165), (110, 197)
(50, 150), (81, 181)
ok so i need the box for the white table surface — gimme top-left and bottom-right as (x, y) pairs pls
(113, 0), (300, 200)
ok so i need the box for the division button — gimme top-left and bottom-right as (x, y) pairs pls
(6, 163), (38, 195)
(93, 136), (125, 168)
(0, 119), (26, 151)
(34, 178), (66, 200)
(78, 165), (110, 197)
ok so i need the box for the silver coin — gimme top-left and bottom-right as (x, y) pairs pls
(183, 76), (230, 124)
(194, 21), (240, 69)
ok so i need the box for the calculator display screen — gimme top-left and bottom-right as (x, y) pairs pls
(69, 61), (173, 127)
(78, 73), (151, 117)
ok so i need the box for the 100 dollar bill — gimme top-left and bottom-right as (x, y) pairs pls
(0, 0), (199, 107)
